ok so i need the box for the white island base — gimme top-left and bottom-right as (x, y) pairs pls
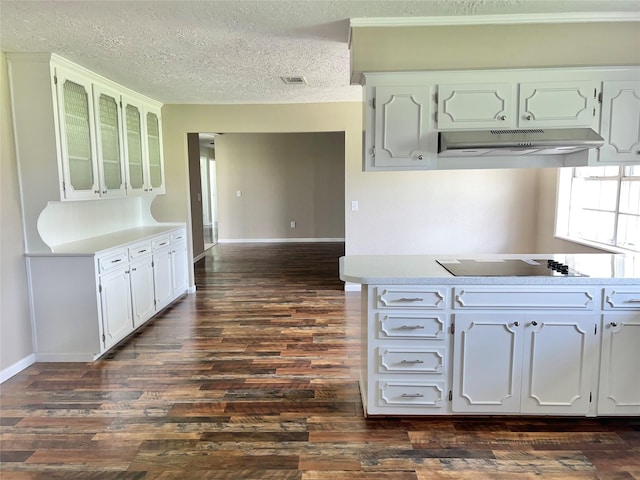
(340, 254), (640, 417)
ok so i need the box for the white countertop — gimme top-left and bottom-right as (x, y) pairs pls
(340, 253), (640, 285)
(26, 224), (185, 256)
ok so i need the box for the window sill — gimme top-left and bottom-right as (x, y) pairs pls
(554, 234), (638, 254)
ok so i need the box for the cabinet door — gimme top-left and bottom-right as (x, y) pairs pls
(122, 96), (146, 194)
(171, 239), (188, 298)
(437, 83), (517, 129)
(521, 313), (597, 415)
(93, 84), (126, 198)
(452, 313), (524, 413)
(598, 81), (640, 164)
(373, 86), (432, 167)
(145, 107), (165, 194)
(99, 267), (133, 350)
(153, 247), (173, 310)
(54, 66), (100, 200)
(518, 81), (598, 128)
(598, 313), (640, 415)
(130, 256), (156, 328)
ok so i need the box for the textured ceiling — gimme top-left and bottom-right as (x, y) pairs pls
(1, 0), (638, 104)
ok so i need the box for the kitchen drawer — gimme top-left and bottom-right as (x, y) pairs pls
(376, 312), (447, 340)
(152, 235), (171, 251)
(171, 229), (187, 244)
(98, 249), (128, 274)
(378, 381), (447, 407)
(128, 241), (152, 261)
(374, 286), (446, 309)
(454, 286), (595, 310)
(378, 347), (446, 374)
(604, 289), (640, 309)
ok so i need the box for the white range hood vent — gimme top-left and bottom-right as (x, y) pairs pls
(438, 128), (605, 157)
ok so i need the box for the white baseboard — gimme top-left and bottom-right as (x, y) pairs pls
(344, 282), (362, 292)
(193, 251), (207, 262)
(218, 238), (345, 243)
(187, 285), (197, 294)
(0, 354), (35, 383)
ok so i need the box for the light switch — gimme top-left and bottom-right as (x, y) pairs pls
(236, 190), (242, 197)
(351, 200), (359, 211)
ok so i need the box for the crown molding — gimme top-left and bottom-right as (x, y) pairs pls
(350, 12), (640, 28)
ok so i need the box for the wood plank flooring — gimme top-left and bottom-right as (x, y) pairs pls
(1, 242), (639, 479)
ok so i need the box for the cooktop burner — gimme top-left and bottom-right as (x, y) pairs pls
(436, 259), (588, 277)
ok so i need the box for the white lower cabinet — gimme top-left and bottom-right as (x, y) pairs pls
(28, 227), (189, 362)
(452, 312), (597, 415)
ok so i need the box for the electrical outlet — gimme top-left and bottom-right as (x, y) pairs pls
(236, 190), (242, 197)
(290, 221), (296, 228)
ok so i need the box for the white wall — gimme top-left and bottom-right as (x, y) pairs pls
(1, 51), (34, 376)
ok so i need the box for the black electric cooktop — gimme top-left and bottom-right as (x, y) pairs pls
(436, 259), (588, 277)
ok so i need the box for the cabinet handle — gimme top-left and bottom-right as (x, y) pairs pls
(397, 297), (424, 302)
(102, 190), (107, 194)
(111, 259), (122, 263)
(400, 359), (425, 364)
(401, 393), (425, 398)
(610, 322), (618, 327)
(400, 325), (425, 330)
(417, 154), (424, 160)
(525, 114), (532, 120)
(513, 321), (520, 327)
(138, 249), (147, 253)
(531, 321), (538, 326)
(159, 242), (168, 246)
(94, 190), (100, 194)
(131, 267), (137, 272)
(626, 299), (640, 303)
(499, 115), (507, 121)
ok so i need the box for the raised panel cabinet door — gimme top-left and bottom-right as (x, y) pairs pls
(598, 81), (640, 164)
(99, 267), (133, 350)
(598, 313), (640, 415)
(520, 313), (597, 415)
(130, 256), (156, 328)
(518, 81), (598, 128)
(171, 240), (188, 298)
(145, 108), (165, 193)
(93, 84), (126, 197)
(153, 248), (173, 311)
(54, 66), (100, 200)
(437, 83), (517, 129)
(373, 86), (432, 167)
(122, 97), (146, 194)
(452, 313), (524, 413)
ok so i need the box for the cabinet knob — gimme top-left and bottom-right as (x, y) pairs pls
(417, 154), (423, 160)
(102, 190), (107, 194)
(525, 115), (532, 120)
(513, 321), (520, 327)
(610, 322), (618, 327)
(499, 115), (507, 121)
(531, 321), (538, 326)
(94, 190), (100, 194)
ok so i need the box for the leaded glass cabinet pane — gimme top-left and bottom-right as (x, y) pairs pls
(126, 104), (144, 190)
(97, 92), (124, 192)
(62, 78), (95, 192)
(146, 111), (163, 189)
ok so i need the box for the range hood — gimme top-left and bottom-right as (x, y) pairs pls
(438, 128), (604, 157)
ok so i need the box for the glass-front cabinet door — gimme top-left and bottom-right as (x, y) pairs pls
(145, 108), (164, 193)
(54, 66), (99, 200)
(123, 97), (146, 194)
(93, 85), (126, 197)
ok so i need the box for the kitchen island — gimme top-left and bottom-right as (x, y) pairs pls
(339, 254), (640, 417)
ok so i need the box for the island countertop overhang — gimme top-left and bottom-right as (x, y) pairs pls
(340, 253), (640, 285)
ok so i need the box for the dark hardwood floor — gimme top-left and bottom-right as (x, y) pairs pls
(1, 242), (638, 479)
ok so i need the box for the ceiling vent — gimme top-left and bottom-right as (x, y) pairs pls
(281, 76), (307, 85)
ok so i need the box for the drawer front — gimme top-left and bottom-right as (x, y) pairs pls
(128, 241), (152, 261)
(152, 235), (171, 251)
(604, 289), (640, 310)
(378, 347), (445, 374)
(374, 287), (446, 309)
(377, 312), (446, 340)
(378, 381), (446, 407)
(171, 229), (187, 244)
(454, 286), (595, 310)
(98, 250), (129, 274)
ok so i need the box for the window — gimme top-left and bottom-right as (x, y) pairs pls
(556, 165), (640, 252)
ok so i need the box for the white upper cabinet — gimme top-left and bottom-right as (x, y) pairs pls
(371, 86), (433, 167)
(597, 81), (640, 164)
(437, 83), (517, 129)
(54, 65), (101, 200)
(519, 81), (598, 128)
(145, 106), (165, 194)
(93, 83), (127, 198)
